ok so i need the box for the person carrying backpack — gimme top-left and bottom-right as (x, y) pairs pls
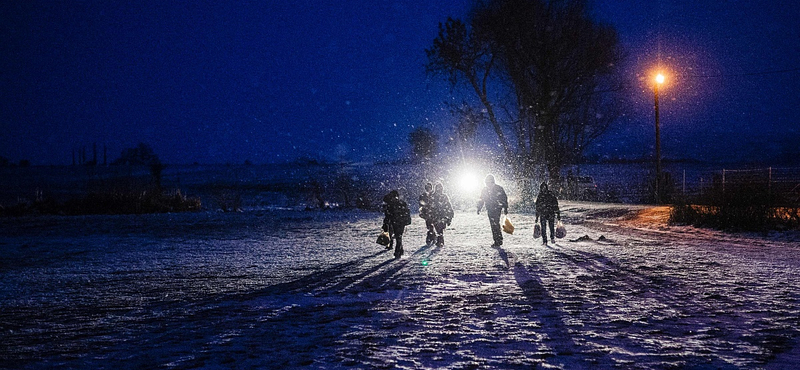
(418, 182), (436, 246)
(429, 182), (454, 247)
(382, 189), (412, 258)
(534, 182), (561, 246)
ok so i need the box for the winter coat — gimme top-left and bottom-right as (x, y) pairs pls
(430, 192), (454, 225)
(477, 184), (508, 216)
(418, 191), (433, 220)
(535, 190), (560, 219)
(383, 191), (412, 228)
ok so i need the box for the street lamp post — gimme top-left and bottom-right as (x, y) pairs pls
(654, 73), (665, 204)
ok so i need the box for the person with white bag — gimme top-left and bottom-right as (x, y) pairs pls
(477, 174), (509, 247)
(534, 182), (561, 246)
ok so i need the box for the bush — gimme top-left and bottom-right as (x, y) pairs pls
(0, 188), (201, 216)
(112, 143), (160, 166)
(62, 188), (201, 215)
(670, 185), (799, 231)
(213, 189), (242, 212)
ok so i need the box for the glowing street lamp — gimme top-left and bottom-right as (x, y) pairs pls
(654, 73), (665, 203)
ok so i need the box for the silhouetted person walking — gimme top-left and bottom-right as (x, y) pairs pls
(382, 189), (412, 258)
(429, 182), (454, 247)
(477, 174), (508, 247)
(535, 182), (561, 245)
(419, 182), (436, 246)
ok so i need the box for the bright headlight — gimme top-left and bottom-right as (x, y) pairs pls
(457, 169), (481, 195)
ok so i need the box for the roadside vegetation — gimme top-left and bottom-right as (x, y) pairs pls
(1, 143), (200, 217)
(1, 187), (200, 216)
(670, 181), (800, 232)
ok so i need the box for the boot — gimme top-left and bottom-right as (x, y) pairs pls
(436, 235), (444, 247)
(394, 239), (404, 259)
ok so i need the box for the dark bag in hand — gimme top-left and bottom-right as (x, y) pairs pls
(376, 231), (391, 246)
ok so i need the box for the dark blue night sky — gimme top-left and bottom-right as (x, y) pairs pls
(1, 1), (798, 165)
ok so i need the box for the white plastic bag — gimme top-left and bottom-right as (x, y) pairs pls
(555, 221), (566, 239)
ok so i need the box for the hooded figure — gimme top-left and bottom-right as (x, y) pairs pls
(418, 182), (436, 245)
(535, 182), (561, 245)
(382, 189), (411, 258)
(476, 174), (508, 247)
(429, 182), (454, 247)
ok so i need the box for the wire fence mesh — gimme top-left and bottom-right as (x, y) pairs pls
(565, 164), (800, 206)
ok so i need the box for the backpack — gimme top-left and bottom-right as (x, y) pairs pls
(399, 200), (412, 225)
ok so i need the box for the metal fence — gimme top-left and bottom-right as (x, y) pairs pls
(564, 164), (800, 206)
(673, 166), (800, 206)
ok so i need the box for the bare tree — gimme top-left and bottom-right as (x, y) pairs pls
(448, 102), (484, 157)
(427, 0), (624, 185)
(426, 17), (513, 163)
(112, 143), (165, 188)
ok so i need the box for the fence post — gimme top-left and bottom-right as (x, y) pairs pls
(722, 169), (726, 194)
(768, 167), (772, 197)
(683, 169), (686, 196)
(768, 167), (772, 206)
(700, 178), (704, 198)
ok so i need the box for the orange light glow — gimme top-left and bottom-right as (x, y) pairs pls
(655, 73), (665, 84)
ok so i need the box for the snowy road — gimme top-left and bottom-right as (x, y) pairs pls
(1, 203), (799, 369)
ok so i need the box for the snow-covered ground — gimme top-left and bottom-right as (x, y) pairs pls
(1, 202), (799, 369)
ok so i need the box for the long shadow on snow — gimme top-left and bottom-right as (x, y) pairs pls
(236, 249), (392, 298)
(495, 245), (512, 268)
(248, 242), (435, 298)
(191, 244), (425, 367)
(318, 242), (445, 294)
(411, 242), (443, 261)
(1, 213), (423, 368)
(324, 256), (416, 294)
(497, 245), (583, 362)
(538, 242), (798, 368)
(76, 246), (423, 368)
